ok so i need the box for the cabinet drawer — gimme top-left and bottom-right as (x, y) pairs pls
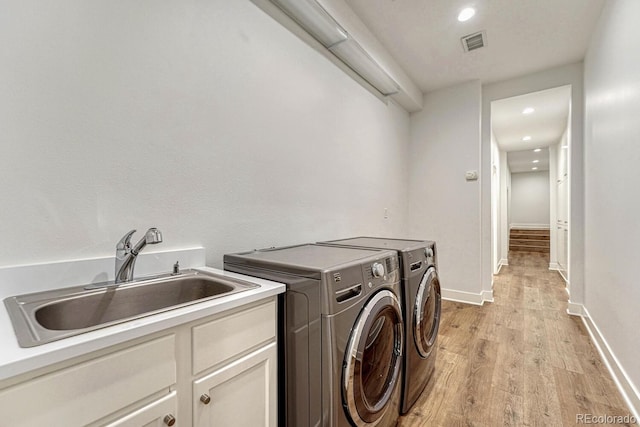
(0, 335), (176, 427)
(192, 299), (276, 374)
(104, 391), (178, 427)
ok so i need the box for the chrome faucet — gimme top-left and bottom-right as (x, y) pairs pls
(115, 228), (163, 284)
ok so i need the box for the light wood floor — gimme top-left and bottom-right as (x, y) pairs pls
(398, 251), (634, 427)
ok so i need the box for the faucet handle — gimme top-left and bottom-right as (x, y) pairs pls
(117, 229), (137, 253)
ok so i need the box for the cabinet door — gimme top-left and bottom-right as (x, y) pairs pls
(0, 335), (176, 427)
(104, 391), (178, 427)
(193, 343), (276, 427)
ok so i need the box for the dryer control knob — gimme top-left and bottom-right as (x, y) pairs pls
(425, 247), (434, 258)
(372, 262), (385, 278)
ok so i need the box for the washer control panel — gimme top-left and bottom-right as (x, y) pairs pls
(331, 253), (399, 310)
(362, 256), (399, 288)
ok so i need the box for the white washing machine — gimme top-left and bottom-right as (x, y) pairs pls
(224, 243), (404, 426)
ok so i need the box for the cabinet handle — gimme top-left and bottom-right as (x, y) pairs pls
(200, 394), (211, 404)
(163, 414), (176, 426)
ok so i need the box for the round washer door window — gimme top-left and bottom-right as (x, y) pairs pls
(343, 290), (403, 426)
(414, 267), (441, 358)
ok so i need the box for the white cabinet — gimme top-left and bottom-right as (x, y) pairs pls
(191, 299), (277, 427)
(191, 299), (276, 375)
(104, 391), (178, 427)
(0, 297), (277, 427)
(0, 335), (176, 427)
(193, 343), (277, 427)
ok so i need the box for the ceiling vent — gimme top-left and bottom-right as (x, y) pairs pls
(461, 31), (486, 52)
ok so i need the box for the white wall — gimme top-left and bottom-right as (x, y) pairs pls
(482, 63), (584, 303)
(0, 0), (410, 270)
(408, 81), (483, 301)
(510, 171), (550, 228)
(584, 0), (640, 410)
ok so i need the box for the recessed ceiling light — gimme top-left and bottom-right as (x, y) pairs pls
(523, 107), (535, 115)
(457, 7), (476, 22)
(534, 148), (541, 152)
(533, 160), (539, 163)
(522, 136), (532, 141)
(532, 167), (538, 170)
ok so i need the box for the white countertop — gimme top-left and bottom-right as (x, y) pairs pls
(0, 250), (285, 383)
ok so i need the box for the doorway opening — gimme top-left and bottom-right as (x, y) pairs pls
(490, 85), (572, 290)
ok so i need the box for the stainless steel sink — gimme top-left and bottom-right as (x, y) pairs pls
(4, 269), (258, 347)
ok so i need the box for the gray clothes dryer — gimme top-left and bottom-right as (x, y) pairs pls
(224, 244), (404, 427)
(319, 237), (441, 414)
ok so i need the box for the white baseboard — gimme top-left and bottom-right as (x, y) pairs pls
(495, 259), (509, 275)
(510, 223), (551, 230)
(566, 300), (583, 316)
(550, 265), (568, 283)
(441, 288), (493, 306)
(570, 304), (640, 421)
(482, 290), (494, 303)
(558, 269), (568, 283)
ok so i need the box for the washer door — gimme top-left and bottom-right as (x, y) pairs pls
(414, 266), (441, 358)
(343, 290), (403, 426)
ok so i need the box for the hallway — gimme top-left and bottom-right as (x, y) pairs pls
(399, 251), (634, 426)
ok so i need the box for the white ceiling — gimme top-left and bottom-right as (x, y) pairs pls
(492, 85), (570, 173)
(344, 0), (605, 92)
(339, 0), (591, 173)
(507, 149), (550, 174)
(492, 85), (571, 151)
